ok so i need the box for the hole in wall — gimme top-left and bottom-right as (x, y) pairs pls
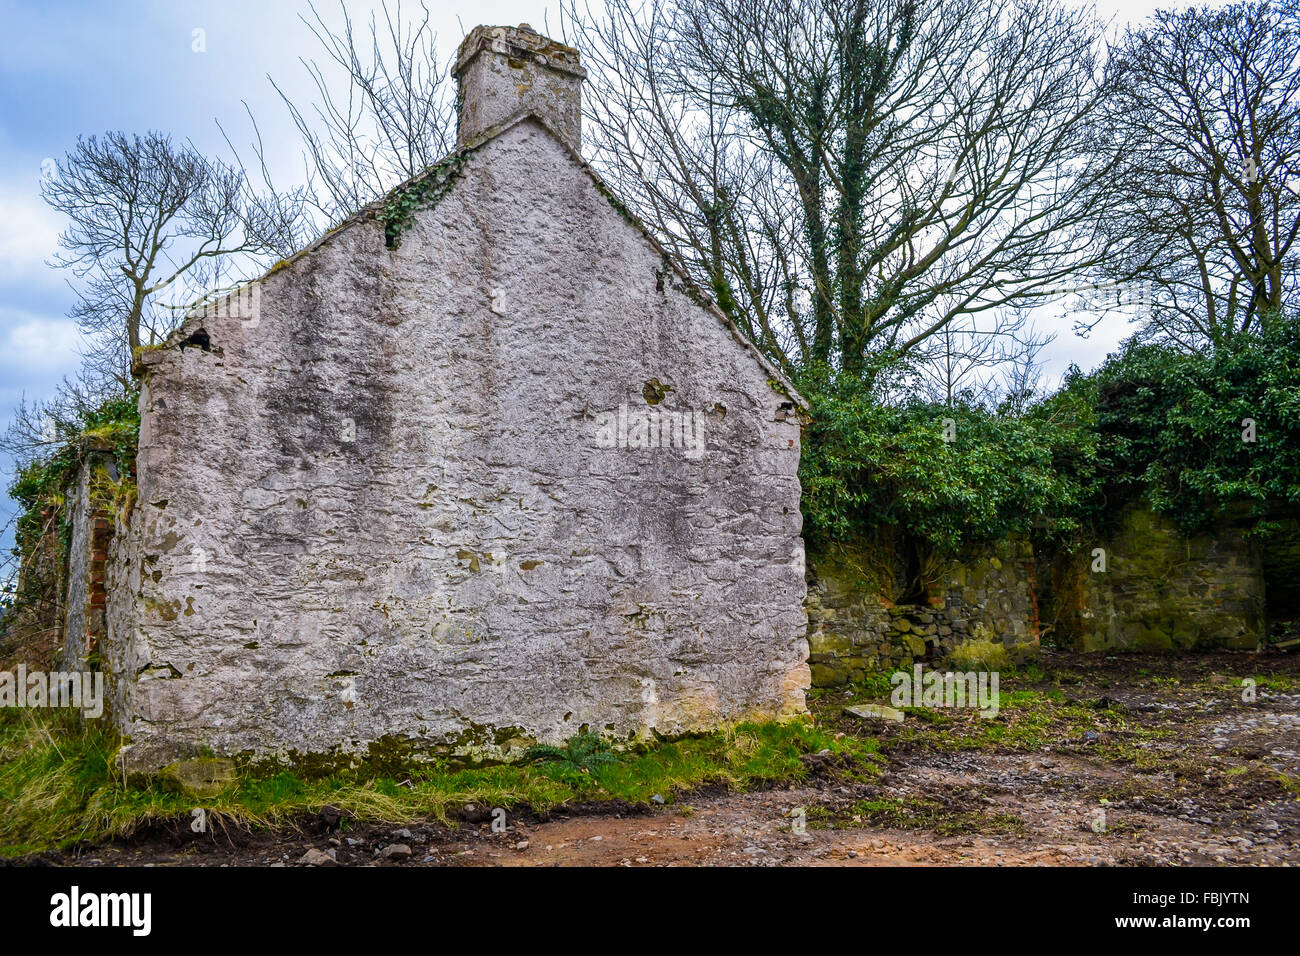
(178, 328), (212, 352)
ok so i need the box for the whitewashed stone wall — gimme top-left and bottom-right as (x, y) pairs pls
(107, 115), (809, 771)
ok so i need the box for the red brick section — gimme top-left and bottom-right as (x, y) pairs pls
(85, 512), (114, 654)
(1025, 556), (1041, 641)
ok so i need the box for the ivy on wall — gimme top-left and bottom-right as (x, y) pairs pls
(5, 390), (139, 622)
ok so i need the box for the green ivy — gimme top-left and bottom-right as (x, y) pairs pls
(379, 151), (470, 249)
(7, 390), (140, 587)
(800, 312), (1300, 557)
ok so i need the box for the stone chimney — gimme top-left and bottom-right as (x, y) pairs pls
(453, 24), (586, 151)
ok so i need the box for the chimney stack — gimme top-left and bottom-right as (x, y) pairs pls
(453, 25), (586, 151)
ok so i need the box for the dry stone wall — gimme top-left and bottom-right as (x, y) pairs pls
(942, 537), (1039, 652)
(806, 495), (1277, 684)
(805, 538), (1039, 686)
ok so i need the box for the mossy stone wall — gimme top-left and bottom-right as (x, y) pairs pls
(1062, 501), (1264, 651)
(941, 537), (1039, 652)
(808, 498), (1271, 680)
(805, 537), (1039, 686)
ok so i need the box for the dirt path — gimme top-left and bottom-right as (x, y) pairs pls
(35, 651), (1300, 867)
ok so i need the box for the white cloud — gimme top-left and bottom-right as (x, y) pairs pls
(1038, 308), (1141, 384)
(0, 308), (81, 376)
(0, 178), (63, 286)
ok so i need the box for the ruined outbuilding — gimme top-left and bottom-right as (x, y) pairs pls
(64, 25), (810, 771)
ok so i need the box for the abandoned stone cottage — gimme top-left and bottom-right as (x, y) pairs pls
(65, 25), (811, 772)
(43, 25), (1290, 775)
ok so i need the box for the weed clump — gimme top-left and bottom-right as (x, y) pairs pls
(522, 731), (617, 773)
(947, 637), (1011, 672)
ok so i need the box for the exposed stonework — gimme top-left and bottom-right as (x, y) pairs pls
(1054, 501), (1265, 651)
(804, 539), (1039, 687)
(61, 439), (118, 669)
(804, 550), (895, 686)
(101, 27), (809, 772)
(942, 537), (1039, 652)
(807, 500), (1270, 679)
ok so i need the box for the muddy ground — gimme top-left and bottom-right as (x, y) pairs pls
(22, 651), (1300, 867)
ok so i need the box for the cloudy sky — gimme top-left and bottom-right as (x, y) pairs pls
(0, 0), (1207, 557)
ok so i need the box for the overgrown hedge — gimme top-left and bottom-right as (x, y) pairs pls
(1055, 319), (1300, 536)
(799, 314), (1300, 556)
(798, 377), (1094, 554)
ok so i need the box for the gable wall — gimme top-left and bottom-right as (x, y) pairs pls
(107, 120), (808, 770)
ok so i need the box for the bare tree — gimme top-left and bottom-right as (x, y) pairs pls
(563, 0), (1118, 383)
(0, 372), (124, 466)
(1094, 0), (1300, 350)
(254, 0), (457, 229)
(913, 311), (1054, 407)
(41, 131), (299, 385)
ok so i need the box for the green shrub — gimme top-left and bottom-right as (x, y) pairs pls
(798, 313), (1300, 557)
(1057, 314), (1300, 535)
(798, 374), (1095, 556)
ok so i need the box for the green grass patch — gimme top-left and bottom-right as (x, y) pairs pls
(880, 686), (1106, 754)
(1251, 673), (1300, 693)
(0, 709), (881, 855)
(1089, 724), (1178, 770)
(818, 796), (1025, 836)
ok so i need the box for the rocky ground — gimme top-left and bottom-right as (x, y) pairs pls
(24, 651), (1300, 867)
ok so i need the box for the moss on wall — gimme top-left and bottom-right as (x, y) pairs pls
(1052, 500), (1265, 652)
(805, 537), (1039, 686)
